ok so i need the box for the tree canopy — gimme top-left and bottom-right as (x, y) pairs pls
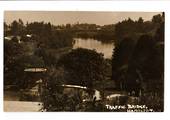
(57, 48), (106, 88)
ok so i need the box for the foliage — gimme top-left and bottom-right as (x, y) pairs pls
(40, 48), (111, 111)
(112, 14), (164, 111)
(4, 39), (25, 86)
(57, 48), (106, 88)
(114, 13), (164, 45)
(4, 37), (45, 88)
(10, 19), (25, 36)
(4, 20), (74, 88)
(41, 67), (67, 111)
(47, 30), (73, 49)
(112, 37), (136, 90)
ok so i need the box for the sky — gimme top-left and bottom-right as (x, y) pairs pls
(4, 11), (161, 26)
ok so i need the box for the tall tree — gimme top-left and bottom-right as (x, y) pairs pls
(112, 37), (136, 90)
(10, 19), (25, 36)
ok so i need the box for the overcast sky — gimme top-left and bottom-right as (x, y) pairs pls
(4, 11), (161, 26)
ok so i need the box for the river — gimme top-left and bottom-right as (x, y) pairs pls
(73, 38), (115, 59)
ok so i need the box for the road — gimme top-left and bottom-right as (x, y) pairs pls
(4, 101), (42, 112)
(4, 91), (42, 112)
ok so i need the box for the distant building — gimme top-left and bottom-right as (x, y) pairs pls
(4, 35), (21, 43)
(97, 27), (101, 30)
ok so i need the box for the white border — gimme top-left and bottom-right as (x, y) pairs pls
(0, 1), (170, 120)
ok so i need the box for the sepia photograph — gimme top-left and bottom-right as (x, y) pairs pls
(4, 11), (164, 112)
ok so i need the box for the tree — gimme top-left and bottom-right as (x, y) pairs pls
(112, 37), (135, 90)
(41, 67), (67, 111)
(4, 39), (25, 86)
(57, 48), (106, 89)
(131, 33), (164, 111)
(114, 14), (162, 45)
(10, 19), (25, 36)
(25, 21), (73, 49)
(41, 48), (107, 111)
(112, 14), (164, 110)
(4, 38), (45, 88)
(48, 30), (73, 49)
(152, 14), (163, 24)
(11, 20), (19, 35)
(124, 35), (155, 94)
(4, 22), (9, 36)
(138, 17), (144, 24)
(66, 23), (71, 29)
(15, 55), (45, 89)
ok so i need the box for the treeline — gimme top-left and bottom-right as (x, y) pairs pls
(60, 23), (115, 42)
(5, 20), (73, 49)
(112, 13), (164, 111)
(114, 14), (164, 45)
(4, 20), (74, 88)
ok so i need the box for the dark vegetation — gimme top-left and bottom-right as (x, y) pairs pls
(41, 48), (108, 111)
(57, 48), (106, 88)
(112, 13), (164, 111)
(4, 20), (73, 88)
(4, 13), (164, 112)
(114, 15), (163, 45)
(55, 23), (115, 43)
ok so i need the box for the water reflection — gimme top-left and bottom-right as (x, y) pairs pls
(73, 38), (115, 59)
